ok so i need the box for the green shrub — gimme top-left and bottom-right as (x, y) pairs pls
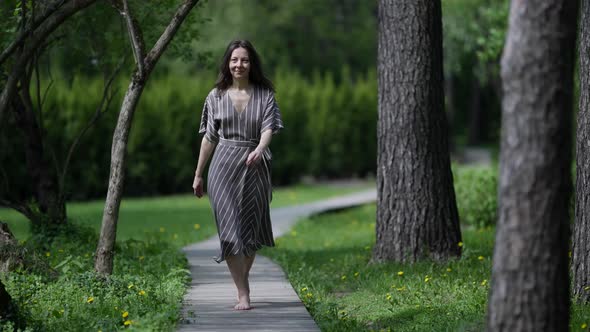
(453, 165), (498, 228)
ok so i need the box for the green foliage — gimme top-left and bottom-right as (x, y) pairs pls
(0, 68), (377, 200)
(1, 223), (189, 331)
(453, 165), (498, 228)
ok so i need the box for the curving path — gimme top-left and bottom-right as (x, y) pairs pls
(177, 188), (377, 332)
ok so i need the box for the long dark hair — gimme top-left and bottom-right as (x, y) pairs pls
(214, 40), (275, 93)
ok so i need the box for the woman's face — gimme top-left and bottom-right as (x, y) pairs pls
(229, 47), (250, 81)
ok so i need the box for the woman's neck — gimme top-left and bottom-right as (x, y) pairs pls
(231, 78), (250, 90)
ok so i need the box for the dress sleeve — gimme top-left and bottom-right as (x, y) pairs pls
(198, 94), (220, 144)
(261, 92), (284, 135)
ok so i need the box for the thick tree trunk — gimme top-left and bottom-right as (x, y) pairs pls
(94, 0), (200, 275)
(487, 1), (578, 331)
(574, 0), (590, 305)
(373, 0), (462, 263)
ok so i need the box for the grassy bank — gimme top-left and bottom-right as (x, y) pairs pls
(261, 204), (590, 332)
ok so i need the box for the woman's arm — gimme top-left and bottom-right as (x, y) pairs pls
(246, 129), (273, 166)
(193, 137), (217, 197)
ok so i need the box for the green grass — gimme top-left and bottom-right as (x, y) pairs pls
(261, 204), (590, 332)
(0, 181), (373, 331)
(0, 181), (374, 244)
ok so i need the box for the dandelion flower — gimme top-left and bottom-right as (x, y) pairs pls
(397, 271), (404, 276)
(124, 320), (133, 326)
(305, 292), (313, 299)
(128, 284), (134, 289)
(159, 227), (165, 233)
(481, 279), (488, 286)
(86, 297), (94, 304)
(138, 290), (146, 296)
(301, 287), (308, 292)
(582, 323), (587, 329)
(424, 276), (431, 282)
(122, 311), (129, 319)
(458, 242), (463, 247)
(354, 272), (360, 277)
(139, 256), (145, 261)
(446, 268), (452, 272)
(45, 252), (51, 257)
(194, 224), (201, 230)
(478, 256), (484, 261)
(386, 293), (392, 301)
(341, 275), (347, 281)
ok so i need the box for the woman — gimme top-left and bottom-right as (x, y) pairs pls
(192, 40), (283, 310)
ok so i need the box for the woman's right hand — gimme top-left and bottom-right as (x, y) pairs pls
(193, 175), (204, 198)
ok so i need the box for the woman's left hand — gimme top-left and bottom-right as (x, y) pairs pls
(246, 148), (263, 166)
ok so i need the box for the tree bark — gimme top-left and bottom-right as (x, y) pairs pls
(373, 0), (462, 263)
(487, 1), (578, 331)
(574, 0), (590, 305)
(94, 0), (200, 275)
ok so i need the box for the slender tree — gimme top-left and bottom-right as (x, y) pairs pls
(574, 0), (590, 305)
(94, 0), (200, 275)
(487, 1), (579, 330)
(373, 0), (462, 263)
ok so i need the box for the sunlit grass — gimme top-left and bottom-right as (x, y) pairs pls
(262, 204), (590, 332)
(0, 180), (374, 245)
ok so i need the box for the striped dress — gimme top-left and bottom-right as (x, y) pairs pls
(199, 85), (284, 263)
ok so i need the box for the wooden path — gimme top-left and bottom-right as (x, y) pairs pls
(177, 189), (377, 332)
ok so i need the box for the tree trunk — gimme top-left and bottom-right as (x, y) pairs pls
(94, 0), (200, 275)
(574, 0), (590, 305)
(11, 93), (66, 229)
(94, 79), (145, 275)
(487, 1), (578, 331)
(373, 0), (462, 263)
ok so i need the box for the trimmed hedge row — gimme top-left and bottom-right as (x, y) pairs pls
(3, 68), (377, 200)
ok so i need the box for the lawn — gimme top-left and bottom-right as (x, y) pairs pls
(261, 204), (590, 332)
(0, 180), (374, 244)
(0, 181), (373, 331)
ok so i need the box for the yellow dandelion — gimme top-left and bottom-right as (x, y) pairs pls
(396, 286), (405, 291)
(159, 227), (165, 233)
(305, 292), (313, 299)
(45, 252), (51, 257)
(354, 272), (360, 277)
(386, 293), (392, 301)
(128, 284), (134, 289)
(397, 271), (404, 276)
(86, 296), (94, 304)
(341, 275), (347, 281)
(458, 242), (463, 247)
(301, 287), (308, 292)
(582, 323), (588, 329)
(139, 256), (145, 261)
(194, 223), (201, 230)
(446, 268), (452, 272)
(138, 290), (146, 296)
(122, 311), (129, 319)
(124, 320), (132, 326)
(424, 276), (431, 282)
(478, 256), (485, 261)
(481, 279), (488, 286)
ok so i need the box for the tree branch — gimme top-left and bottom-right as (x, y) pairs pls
(121, 0), (146, 77)
(144, 0), (200, 71)
(0, 0), (68, 67)
(59, 59), (124, 192)
(0, 0), (99, 126)
(0, 199), (32, 220)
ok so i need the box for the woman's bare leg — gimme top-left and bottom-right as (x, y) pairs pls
(226, 254), (251, 310)
(244, 253), (256, 293)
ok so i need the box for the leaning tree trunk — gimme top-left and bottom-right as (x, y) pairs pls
(487, 1), (578, 331)
(373, 0), (462, 263)
(94, 0), (200, 275)
(574, 0), (590, 305)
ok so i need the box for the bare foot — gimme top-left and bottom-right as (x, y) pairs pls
(234, 294), (251, 310)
